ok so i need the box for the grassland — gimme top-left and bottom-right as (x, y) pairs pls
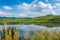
(0, 15), (60, 27)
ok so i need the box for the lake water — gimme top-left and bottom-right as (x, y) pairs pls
(0, 24), (60, 36)
(0, 24), (60, 31)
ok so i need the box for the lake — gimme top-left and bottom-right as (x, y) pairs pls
(0, 24), (60, 32)
(0, 24), (60, 37)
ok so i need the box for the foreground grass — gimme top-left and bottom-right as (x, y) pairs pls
(1, 27), (19, 40)
(21, 30), (60, 40)
(0, 27), (60, 40)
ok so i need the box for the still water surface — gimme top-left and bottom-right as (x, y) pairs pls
(0, 24), (60, 36)
(0, 24), (60, 31)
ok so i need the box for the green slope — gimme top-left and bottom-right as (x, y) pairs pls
(28, 15), (60, 27)
(32, 15), (55, 22)
(48, 16), (60, 22)
(0, 15), (60, 23)
(0, 15), (60, 27)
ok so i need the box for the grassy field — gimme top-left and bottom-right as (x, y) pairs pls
(0, 15), (60, 27)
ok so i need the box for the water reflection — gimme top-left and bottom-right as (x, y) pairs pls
(0, 24), (60, 31)
(0, 24), (60, 38)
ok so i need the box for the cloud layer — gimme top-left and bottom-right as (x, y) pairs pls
(0, 0), (60, 17)
(2, 6), (12, 10)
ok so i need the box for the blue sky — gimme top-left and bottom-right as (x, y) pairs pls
(0, 0), (60, 17)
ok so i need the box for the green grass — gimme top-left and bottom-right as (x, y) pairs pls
(1, 27), (60, 40)
(0, 15), (60, 27)
(19, 30), (60, 40)
(31, 15), (60, 22)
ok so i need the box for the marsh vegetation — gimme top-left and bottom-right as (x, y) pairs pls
(0, 27), (60, 40)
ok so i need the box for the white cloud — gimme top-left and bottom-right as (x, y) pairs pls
(47, 4), (52, 9)
(14, 2), (60, 17)
(54, 3), (60, 8)
(18, 3), (30, 10)
(46, 0), (48, 2)
(0, 11), (6, 15)
(18, 13), (27, 17)
(3, 6), (12, 10)
(53, 3), (60, 15)
(38, 2), (47, 8)
(0, 11), (28, 17)
(0, 11), (9, 17)
(31, 0), (38, 6)
(30, 2), (56, 15)
(1, 1), (60, 17)
(31, 2), (49, 11)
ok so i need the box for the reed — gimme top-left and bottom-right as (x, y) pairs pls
(1, 27), (19, 40)
(19, 30), (60, 40)
(1, 27), (60, 40)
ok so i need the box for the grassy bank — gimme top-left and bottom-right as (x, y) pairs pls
(0, 15), (60, 27)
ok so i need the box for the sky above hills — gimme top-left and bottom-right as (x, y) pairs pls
(0, 0), (60, 17)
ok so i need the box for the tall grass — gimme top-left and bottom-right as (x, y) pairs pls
(1, 27), (19, 40)
(0, 27), (60, 40)
(19, 30), (60, 40)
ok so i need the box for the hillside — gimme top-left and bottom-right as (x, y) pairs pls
(31, 15), (60, 22)
(30, 15), (60, 27)
(0, 15), (60, 27)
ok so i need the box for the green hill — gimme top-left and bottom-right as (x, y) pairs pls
(30, 15), (60, 27)
(0, 15), (60, 27)
(31, 15), (60, 22)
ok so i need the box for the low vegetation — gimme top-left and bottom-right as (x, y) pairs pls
(1, 27), (19, 40)
(0, 27), (60, 40)
(0, 15), (60, 27)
